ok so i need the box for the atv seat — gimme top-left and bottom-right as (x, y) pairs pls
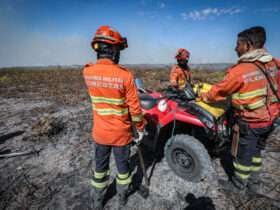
(139, 94), (158, 110)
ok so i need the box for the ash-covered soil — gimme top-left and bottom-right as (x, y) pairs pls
(0, 68), (279, 210)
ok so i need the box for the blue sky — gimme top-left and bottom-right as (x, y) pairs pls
(0, 0), (280, 67)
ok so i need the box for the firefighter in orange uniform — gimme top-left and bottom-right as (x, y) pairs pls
(200, 26), (279, 193)
(275, 58), (280, 123)
(275, 59), (280, 108)
(83, 26), (145, 209)
(170, 48), (192, 90)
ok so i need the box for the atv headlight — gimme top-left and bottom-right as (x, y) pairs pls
(158, 99), (167, 112)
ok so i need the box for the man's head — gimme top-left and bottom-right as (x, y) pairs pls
(91, 25), (128, 64)
(175, 48), (190, 67)
(235, 26), (266, 57)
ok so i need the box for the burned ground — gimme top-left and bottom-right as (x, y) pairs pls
(0, 67), (279, 210)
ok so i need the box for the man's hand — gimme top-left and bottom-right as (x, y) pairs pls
(199, 92), (210, 103)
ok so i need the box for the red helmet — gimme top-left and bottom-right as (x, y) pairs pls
(91, 25), (128, 51)
(175, 48), (190, 60)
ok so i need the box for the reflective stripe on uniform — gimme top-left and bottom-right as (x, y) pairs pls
(234, 161), (251, 179)
(131, 114), (143, 122)
(250, 166), (262, 172)
(251, 156), (262, 172)
(235, 171), (250, 179)
(116, 173), (132, 185)
(117, 172), (130, 179)
(93, 107), (128, 116)
(232, 88), (267, 100)
(94, 170), (110, 179)
(252, 157), (262, 164)
(91, 179), (108, 189)
(247, 99), (266, 109)
(233, 162), (251, 172)
(91, 96), (125, 105)
(91, 170), (110, 189)
(233, 98), (266, 110)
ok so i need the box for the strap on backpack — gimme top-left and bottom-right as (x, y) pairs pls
(253, 61), (280, 103)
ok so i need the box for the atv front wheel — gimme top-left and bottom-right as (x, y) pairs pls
(165, 134), (212, 182)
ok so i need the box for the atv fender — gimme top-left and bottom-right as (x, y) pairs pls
(159, 111), (205, 128)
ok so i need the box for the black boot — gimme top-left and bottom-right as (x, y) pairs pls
(247, 172), (261, 193)
(117, 184), (130, 209)
(218, 176), (247, 194)
(92, 188), (105, 210)
(118, 191), (128, 208)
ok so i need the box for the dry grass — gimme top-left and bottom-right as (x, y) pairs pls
(0, 68), (88, 106)
(0, 66), (226, 105)
(132, 68), (225, 91)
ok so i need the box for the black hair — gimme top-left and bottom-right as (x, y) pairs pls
(95, 42), (120, 64)
(238, 26), (266, 49)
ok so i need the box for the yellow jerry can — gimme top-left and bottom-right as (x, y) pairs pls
(193, 83), (226, 118)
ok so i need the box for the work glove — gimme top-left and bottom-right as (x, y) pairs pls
(133, 129), (145, 145)
(198, 92), (210, 103)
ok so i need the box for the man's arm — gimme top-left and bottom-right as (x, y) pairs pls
(201, 68), (243, 102)
(274, 58), (280, 98)
(125, 72), (145, 131)
(170, 66), (178, 87)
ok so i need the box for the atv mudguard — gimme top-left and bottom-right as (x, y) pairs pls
(185, 101), (216, 132)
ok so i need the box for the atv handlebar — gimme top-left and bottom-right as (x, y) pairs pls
(163, 86), (196, 102)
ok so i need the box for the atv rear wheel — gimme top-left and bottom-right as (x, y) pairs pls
(165, 134), (212, 182)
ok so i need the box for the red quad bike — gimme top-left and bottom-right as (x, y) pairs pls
(136, 79), (231, 182)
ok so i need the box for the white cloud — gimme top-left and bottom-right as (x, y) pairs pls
(181, 7), (242, 21)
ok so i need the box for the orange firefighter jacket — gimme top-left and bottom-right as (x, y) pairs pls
(83, 58), (145, 146)
(170, 65), (191, 89)
(202, 61), (279, 127)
